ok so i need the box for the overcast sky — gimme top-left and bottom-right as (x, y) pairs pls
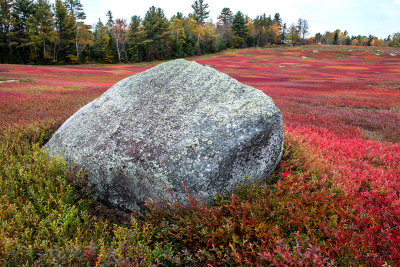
(78, 0), (400, 38)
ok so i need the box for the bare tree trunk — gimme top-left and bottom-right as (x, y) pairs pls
(76, 34), (80, 59)
(123, 43), (128, 62)
(116, 38), (121, 62)
(7, 36), (13, 63)
(43, 40), (46, 61)
(53, 44), (57, 61)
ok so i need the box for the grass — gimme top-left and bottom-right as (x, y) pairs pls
(1, 45), (400, 265)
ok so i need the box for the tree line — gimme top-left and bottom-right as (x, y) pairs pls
(1, 0), (398, 64)
(0, 0), (312, 64)
(314, 30), (400, 47)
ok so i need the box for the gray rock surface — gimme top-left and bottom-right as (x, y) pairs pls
(45, 59), (283, 211)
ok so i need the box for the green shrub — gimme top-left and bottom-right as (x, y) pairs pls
(0, 123), (111, 264)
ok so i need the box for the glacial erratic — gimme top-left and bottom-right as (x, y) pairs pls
(45, 59), (284, 211)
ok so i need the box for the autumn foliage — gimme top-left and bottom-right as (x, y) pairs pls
(0, 45), (400, 265)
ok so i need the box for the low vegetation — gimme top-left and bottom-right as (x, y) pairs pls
(1, 46), (400, 264)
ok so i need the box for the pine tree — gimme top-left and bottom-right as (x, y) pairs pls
(143, 6), (169, 60)
(367, 34), (377, 46)
(26, 0), (57, 62)
(333, 31), (339, 45)
(54, 0), (75, 62)
(191, 0), (209, 25)
(254, 13), (272, 28)
(216, 7), (233, 48)
(173, 12), (183, 20)
(62, 0), (89, 61)
(93, 19), (111, 62)
(254, 13), (272, 46)
(63, 0), (85, 20)
(273, 13), (282, 25)
(231, 11), (247, 48)
(0, 0), (15, 62)
(217, 7), (233, 26)
(170, 17), (186, 57)
(11, 0), (34, 63)
(106, 10), (113, 28)
(105, 10), (115, 62)
(127, 15), (145, 62)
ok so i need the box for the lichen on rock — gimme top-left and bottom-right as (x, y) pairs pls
(45, 59), (284, 211)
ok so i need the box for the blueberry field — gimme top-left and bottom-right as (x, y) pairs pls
(1, 45), (400, 265)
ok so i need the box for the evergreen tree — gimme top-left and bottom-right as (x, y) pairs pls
(10, 0), (34, 63)
(93, 19), (111, 62)
(217, 7), (233, 48)
(62, 0), (88, 61)
(254, 13), (272, 28)
(254, 13), (272, 46)
(171, 12), (184, 21)
(231, 11), (247, 48)
(127, 15), (145, 61)
(26, 0), (57, 62)
(143, 6), (169, 60)
(273, 13), (282, 25)
(105, 10), (115, 62)
(0, 0), (15, 62)
(333, 31), (339, 45)
(106, 10), (113, 28)
(63, 0), (85, 20)
(170, 17), (186, 57)
(54, 0), (75, 62)
(367, 34), (376, 46)
(191, 0), (209, 24)
(217, 7), (233, 26)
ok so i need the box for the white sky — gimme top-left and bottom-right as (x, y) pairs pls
(77, 0), (400, 38)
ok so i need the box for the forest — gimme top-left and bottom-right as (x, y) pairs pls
(1, 0), (399, 64)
